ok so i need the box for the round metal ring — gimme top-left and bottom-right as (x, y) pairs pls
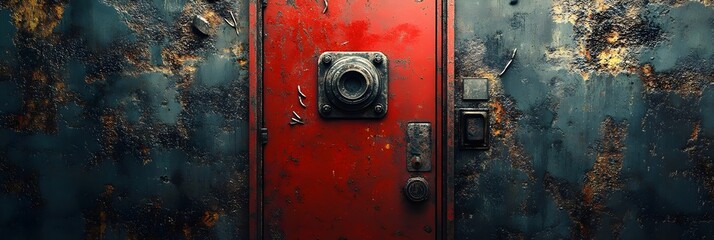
(323, 56), (381, 111)
(404, 177), (429, 202)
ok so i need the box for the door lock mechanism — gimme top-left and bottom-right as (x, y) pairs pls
(404, 177), (429, 202)
(406, 123), (432, 172)
(318, 52), (389, 119)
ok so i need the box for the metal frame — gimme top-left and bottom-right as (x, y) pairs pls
(249, 0), (455, 238)
(457, 109), (490, 150)
(441, 0), (456, 238)
(248, 0), (264, 238)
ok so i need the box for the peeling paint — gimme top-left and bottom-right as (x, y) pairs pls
(1, 0), (249, 238)
(639, 63), (714, 96)
(582, 117), (628, 209)
(550, 0), (664, 78)
(3, 0), (67, 37)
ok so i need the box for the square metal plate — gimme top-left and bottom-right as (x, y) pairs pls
(317, 51), (389, 119)
(462, 77), (489, 101)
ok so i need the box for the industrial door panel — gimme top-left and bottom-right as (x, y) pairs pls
(262, 0), (442, 238)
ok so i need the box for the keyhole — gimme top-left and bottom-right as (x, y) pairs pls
(338, 71), (369, 100)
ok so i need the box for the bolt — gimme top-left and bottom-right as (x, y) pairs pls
(374, 104), (384, 114)
(321, 104), (332, 114)
(193, 15), (211, 35)
(322, 55), (333, 65)
(372, 55), (383, 65)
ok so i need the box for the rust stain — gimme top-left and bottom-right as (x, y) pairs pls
(182, 224), (192, 239)
(490, 100), (506, 137)
(605, 31), (619, 44)
(202, 9), (222, 32)
(100, 113), (118, 156)
(201, 210), (220, 228)
(454, 40), (536, 194)
(0, 161), (43, 207)
(549, 0), (663, 78)
(650, 0), (714, 7)
(139, 145), (151, 165)
(5, 0), (67, 37)
(124, 47), (173, 76)
(545, 116), (628, 238)
(582, 116), (628, 209)
(690, 122), (700, 142)
(639, 63), (714, 96)
(641, 63), (653, 77)
(12, 69), (59, 133)
(85, 184), (115, 240)
(684, 121), (714, 198)
(163, 50), (201, 89)
(485, 70), (530, 178)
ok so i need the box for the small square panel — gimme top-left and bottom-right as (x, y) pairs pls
(462, 77), (488, 100)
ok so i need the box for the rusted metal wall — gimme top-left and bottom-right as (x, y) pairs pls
(0, 0), (713, 239)
(0, 0), (250, 238)
(454, 0), (714, 238)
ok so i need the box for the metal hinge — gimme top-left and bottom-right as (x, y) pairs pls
(260, 127), (268, 144)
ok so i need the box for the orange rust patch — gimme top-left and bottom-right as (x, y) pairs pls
(139, 145), (152, 165)
(124, 47), (172, 76)
(7, 0), (66, 37)
(490, 101), (506, 137)
(103, 184), (115, 196)
(98, 211), (107, 238)
(639, 64), (714, 96)
(651, 0), (714, 7)
(582, 117), (627, 209)
(201, 211), (220, 228)
(550, 0), (664, 78)
(202, 9), (222, 31)
(183, 224), (192, 239)
(605, 31), (619, 44)
(685, 120), (714, 199)
(99, 113), (119, 160)
(85, 184), (115, 239)
(690, 122), (701, 142)
(641, 64), (653, 77)
(12, 69), (59, 133)
(32, 70), (48, 84)
(596, 47), (626, 75)
(163, 50), (201, 89)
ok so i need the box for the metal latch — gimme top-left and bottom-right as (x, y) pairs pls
(406, 123), (432, 172)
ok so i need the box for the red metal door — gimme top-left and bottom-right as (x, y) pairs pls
(261, 0), (443, 238)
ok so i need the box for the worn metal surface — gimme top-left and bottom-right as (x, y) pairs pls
(1, 0), (713, 239)
(462, 77), (489, 101)
(0, 0), (250, 239)
(260, 0), (443, 238)
(406, 123), (433, 172)
(317, 51), (389, 119)
(458, 109), (489, 150)
(454, 0), (714, 239)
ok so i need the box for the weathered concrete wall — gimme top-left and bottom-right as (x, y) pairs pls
(454, 0), (714, 238)
(0, 0), (712, 239)
(0, 0), (250, 239)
